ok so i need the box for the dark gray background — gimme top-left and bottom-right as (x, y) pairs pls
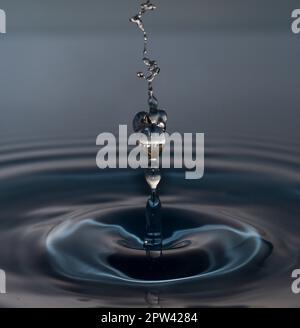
(0, 1), (299, 141)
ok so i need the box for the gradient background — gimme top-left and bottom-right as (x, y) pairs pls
(0, 0), (299, 142)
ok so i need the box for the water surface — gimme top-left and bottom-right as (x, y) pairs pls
(0, 135), (299, 307)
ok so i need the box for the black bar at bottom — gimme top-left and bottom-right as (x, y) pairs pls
(0, 308), (297, 327)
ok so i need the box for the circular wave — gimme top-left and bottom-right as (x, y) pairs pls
(0, 135), (299, 307)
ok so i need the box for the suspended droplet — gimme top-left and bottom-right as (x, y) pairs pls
(145, 169), (161, 190)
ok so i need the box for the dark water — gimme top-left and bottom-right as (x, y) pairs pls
(0, 135), (299, 307)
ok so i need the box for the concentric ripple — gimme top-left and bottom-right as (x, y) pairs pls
(46, 206), (265, 284)
(0, 135), (299, 307)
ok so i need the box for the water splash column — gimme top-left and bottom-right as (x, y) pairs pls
(130, 1), (167, 257)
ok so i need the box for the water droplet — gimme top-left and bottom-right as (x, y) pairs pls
(145, 169), (161, 190)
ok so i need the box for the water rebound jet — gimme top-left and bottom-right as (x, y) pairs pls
(130, 1), (167, 257)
